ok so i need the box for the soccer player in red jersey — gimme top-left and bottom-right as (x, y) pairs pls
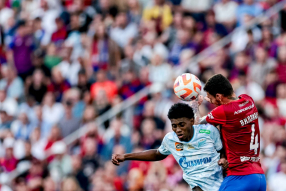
(193, 74), (266, 191)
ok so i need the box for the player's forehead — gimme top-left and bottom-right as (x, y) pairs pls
(170, 117), (189, 124)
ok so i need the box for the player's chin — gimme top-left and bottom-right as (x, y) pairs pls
(178, 136), (185, 141)
(177, 134), (184, 140)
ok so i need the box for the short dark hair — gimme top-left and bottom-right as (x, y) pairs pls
(17, 20), (26, 28)
(167, 103), (194, 120)
(203, 74), (234, 97)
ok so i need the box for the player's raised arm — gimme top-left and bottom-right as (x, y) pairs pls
(190, 95), (208, 125)
(112, 149), (168, 166)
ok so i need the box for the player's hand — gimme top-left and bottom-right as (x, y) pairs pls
(190, 95), (204, 107)
(204, 96), (211, 103)
(197, 95), (204, 105)
(112, 154), (125, 166)
(218, 158), (229, 170)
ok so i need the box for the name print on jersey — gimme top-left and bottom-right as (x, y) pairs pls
(240, 112), (258, 126)
(179, 156), (212, 168)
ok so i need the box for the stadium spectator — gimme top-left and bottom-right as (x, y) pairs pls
(57, 46), (81, 86)
(143, 0), (173, 33)
(148, 54), (172, 84)
(11, 112), (34, 140)
(110, 11), (138, 48)
(102, 118), (132, 160)
(30, 127), (47, 160)
(277, 46), (286, 83)
(127, 0), (142, 25)
(214, 0), (238, 29)
(0, 65), (24, 101)
(81, 138), (100, 177)
(48, 67), (71, 102)
(58, 100), (81, 138)
(90, 70), (117, 102)
(236, 0), (263, 26)
(42, 92), (64, 125)
(90, 22), (120, 72)
(49, 141), (72, 181)
(249, 46), (277, 86)
(269, 159), (286, 191)
(33, 17), (46, 49)
(0, 138), (18, 172)
(0, 89), (18, 118)
(71, 155), (90, 191)
(119, 69), (144, 100)
(0, 0), (13, 29)
(276, 83), (286, 118)
(43, 176), (56, 191)
(27, 69), (48, 103)
(8, 20), (35, 81)
(32, 49), (51, 78)
(169, 28), (197, 65)
(44, 43), (62, 70)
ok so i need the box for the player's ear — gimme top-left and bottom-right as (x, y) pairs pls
(216, 93), (223, 101)
(190, 118), (194, 125)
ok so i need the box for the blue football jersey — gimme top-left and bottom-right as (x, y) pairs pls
(158, 124), (223, 191)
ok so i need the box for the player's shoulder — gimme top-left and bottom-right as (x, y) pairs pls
(163, 131), (177, 141)
(210, 105), (225, 114)
(239, 94), (253, 99)
(194, 124), (218, 134)
(238, 94), (255, 103)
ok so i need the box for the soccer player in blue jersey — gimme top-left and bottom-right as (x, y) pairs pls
(112, 103), (228, 191)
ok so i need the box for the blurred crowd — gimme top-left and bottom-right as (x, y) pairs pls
(0, 0), (285, 190)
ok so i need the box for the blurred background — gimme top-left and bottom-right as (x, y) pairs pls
(0, 0), (285, 190)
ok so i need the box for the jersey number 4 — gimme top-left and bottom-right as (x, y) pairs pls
(250, 124), (259, 155)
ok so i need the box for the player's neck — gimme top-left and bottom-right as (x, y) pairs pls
(221, 94), (239, 105)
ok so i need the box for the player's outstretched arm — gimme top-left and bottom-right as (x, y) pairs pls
(112, 149), (168, 166)
(190, 95), (208, 125)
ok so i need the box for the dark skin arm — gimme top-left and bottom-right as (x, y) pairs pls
(112, 149), (168, 166)
(218, 149), (228, 170)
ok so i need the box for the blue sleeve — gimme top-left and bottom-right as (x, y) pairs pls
(209, 125), (223, 151)
(158, 136), (171, 155)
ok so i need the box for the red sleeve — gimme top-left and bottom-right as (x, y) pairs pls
(206, 106), (227, 126)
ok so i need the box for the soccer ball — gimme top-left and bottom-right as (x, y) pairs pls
(173, 73), (202, 101)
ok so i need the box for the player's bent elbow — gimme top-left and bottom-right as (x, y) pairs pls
(155, 150), (168, 161)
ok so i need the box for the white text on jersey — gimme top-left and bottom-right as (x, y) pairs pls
(240, 112), (258, 126)
(234, 104), (254, 115)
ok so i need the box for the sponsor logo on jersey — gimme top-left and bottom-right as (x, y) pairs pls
(239, 101), (249, 107)
(240, 156), (260, 162)
(234, 104), (254, 115)
(199, 129), (210, 134)
(198, 139), (206, 147)
(207, 113), (214, 119)
(175, 142), (184, 151)
(179, 156), (212, 168)
(240, 112), (258, 126)
(187, 144), (195, 149)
